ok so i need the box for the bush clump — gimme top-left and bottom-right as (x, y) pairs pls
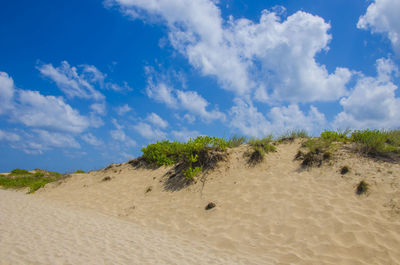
(74, 170), (85, 174)
(0, 168), (65, 193)
(247, 136), (276, 165)
(351, 129), (399, 156)
(296, 138), (334, 167)
(356, 180), (369, 195)
(141, 136), (229, 180)
(277, 130), (309, 142)
(228, 135), (247, 147)
(320, 129), (350, 142)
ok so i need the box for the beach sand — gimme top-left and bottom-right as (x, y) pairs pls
(1, 140), (400, 264)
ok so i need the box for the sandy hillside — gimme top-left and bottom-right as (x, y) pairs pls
(2, 140), (400, 264)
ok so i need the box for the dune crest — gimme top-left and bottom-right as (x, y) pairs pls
(2, 140), (400, 264)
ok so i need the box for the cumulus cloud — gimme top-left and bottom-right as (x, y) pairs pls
(358, 0), (400, 55)
(37, 61), (105, 101)
(171, 128), (200, 142)
(333, 58), (400, 129)
(0, 130), (20, 142)
(110, 119), (136, 147)
(14, 90), (89, 133)
(147, 113), (168, 128)
(145, 69), (225, 122)
(133, 122), (167, 140)
(38, 61), (132, 100)
(0, 72), (15, 115)
(109, 0), (351, 103)
(7, 129), (80, 154)
(115, 104), (132, 115)
(229, 98), (326, 137)
(81, 133), (104, 146)
(90, 102), (107, 116)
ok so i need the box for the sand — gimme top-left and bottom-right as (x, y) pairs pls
(1, 140), (400, 264)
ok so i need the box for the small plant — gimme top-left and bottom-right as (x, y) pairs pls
(278, 129), (309, 142)
(340, 165), (350, 175)
(9, 168), (31, 175)
(74, 170), (85, 174)
(247, 136), (276, 165)
(298, 138), (335, 167)
(141, 136), (229, 180)
(351, 129), (399, 156)
(320, 129), (350, 142)
(356, 180), (369, 195)
(228, 135), (247, 147)
(0, 169), (65, 193)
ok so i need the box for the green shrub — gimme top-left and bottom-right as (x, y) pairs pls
(9, 168), (31, 175)
(277, 130), (309, 143)
(298, 138), (335, 167)
(351, 129), (398, 155)
(0, 175), (53, 193)
(356, 180), (369, 195)
(228, 135), (247, 147)
(247, 136), (276, 164)
(141, 136), (229, 179)
(74, 170), (85, 174)
(320, 129), (350, 142)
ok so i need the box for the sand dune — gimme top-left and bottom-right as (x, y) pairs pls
(1, 141), (400, 264)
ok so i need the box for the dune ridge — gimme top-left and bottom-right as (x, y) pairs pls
(1, 140), (400, 264)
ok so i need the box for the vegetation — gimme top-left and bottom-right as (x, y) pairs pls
(351, 129), (400, 156)
(74, 170), (85, 174)
(320, 129), (350, 142)
(141, 136), (229, 180)
(340, 165), (350, 175)
(0, 168), (65, 193)
(228, 135), (247, 147)
(277, 129), (309, 142)
(247, 136), (276, 164)
(356, 180), (369, 195)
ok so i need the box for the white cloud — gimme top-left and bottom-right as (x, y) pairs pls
(133, 122), (167, 140)
(7, 129), (80, 154)
(171, 128), (200, 142)
(34, 129), (80, 149)
(146, 80), (177, 107)
(90, 102), (107, 116)
(0, 72), (15, 115)
(333, 58), (400, 129)
(267, 105), (326, 135)
(115, 104), (132, 115)
(145, 69), (225, 122)
(147, 113), (168, 128)
(110, 1), (351, 103)
(0, 130), (20, 142)
(14, 90), (89, 133)
(37, 61), (105, 101)
(358, 0), (400, 55)
(81, 133), (104, 146)
(110, 119), (136, 147)
(176, 90), (225, 122)
(229, 98), (326, 137)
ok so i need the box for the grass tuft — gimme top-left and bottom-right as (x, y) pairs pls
(351, 129), (400, 157)
(228, 135), (247, 147)
(356, 180), (369, 195)
(141, 136), (229, 180)
(74, 170), (85, 174)
(340, 165), (350, 175)
(0, 168), (64, 193)
(278, 129), (309, 142)
(247, 136), (276, 165)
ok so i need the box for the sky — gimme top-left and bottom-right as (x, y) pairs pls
(1, 0), (400, 172)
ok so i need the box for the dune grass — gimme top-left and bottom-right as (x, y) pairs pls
(247, 136), (276, 164)
(351, 129), (400, 156)
(141, 136), (229, 179)
(0, 168), (65, 193)
(74, 170), (85, 174)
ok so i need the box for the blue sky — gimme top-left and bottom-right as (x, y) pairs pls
(1, 0), (400, 172)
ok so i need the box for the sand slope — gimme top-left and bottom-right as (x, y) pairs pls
(2, 140), (400, 264)
(0, 189), (262, 265)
